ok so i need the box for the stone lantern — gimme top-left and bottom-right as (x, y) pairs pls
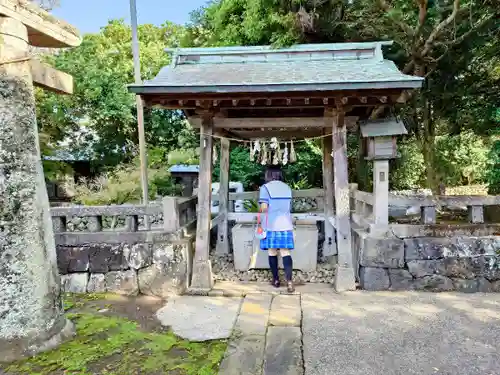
(360, 117), (408, 231)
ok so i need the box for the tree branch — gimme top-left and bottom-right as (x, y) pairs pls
(421, 0), (461, 57)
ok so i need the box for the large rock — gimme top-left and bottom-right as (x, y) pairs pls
(452, 278), (478, 293)
(87, 273), (106, 293)
(388, 268), (414, 290)
(138, 263), (187, 297)
(412, 275), (454, 292)
(476, 237), (500, 255)
(359, 237), (404, 268)
(407, 259), (445, 278)
(359, 267), (390, 291)
(57, 246), (90, 274)
(123, 243), (152, 270)
(404, 237), (499, 261)
(443, 257), (482, 279)
(491, 280), (500, 292)
(408, 258), (484, 280)
(88, 244), (128, 272)
(105, 270), (138, 295)
(61, 273), (88, 293)
(477, 277), (493, 293)
(156, 296), (242, 341)
(483, 256), (500, 281)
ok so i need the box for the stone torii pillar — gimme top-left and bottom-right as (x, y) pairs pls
(0, 0), (80, 361)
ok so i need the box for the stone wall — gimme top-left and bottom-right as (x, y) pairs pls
(356, 232), (500, 292)
(57, 237), (194, 297)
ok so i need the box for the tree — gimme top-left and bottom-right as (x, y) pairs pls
(189, 0), (499, 191)
(37, 20), (196, 170)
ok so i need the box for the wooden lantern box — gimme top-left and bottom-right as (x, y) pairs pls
(360, 117), (408, 160)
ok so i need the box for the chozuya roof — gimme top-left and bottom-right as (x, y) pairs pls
(128, 41), (423, 95)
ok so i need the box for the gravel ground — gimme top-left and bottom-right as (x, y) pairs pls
(302, 291), (500, 375)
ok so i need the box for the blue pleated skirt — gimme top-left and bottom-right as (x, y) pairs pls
(260, 230), (295, 250)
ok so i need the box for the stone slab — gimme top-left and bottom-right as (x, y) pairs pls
(60, 273), (88, 293)
(212, 281), (335, 296)
(263, 327), (303, 375)
(269, 295), (301, 327)
(360, 237), (405, 268)
(359, 267), (390, 291)
(105, 270), (138, 296)
(302, 292), (500, 375)
(87, 273), (106, 293)
(155, 296), (242, 341)
(234, 294), (273, 336)
(218, 335), (266, 375)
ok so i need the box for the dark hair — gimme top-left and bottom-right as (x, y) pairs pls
(265, 166), (284, 183)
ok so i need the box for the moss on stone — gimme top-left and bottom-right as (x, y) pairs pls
(4, 295), (227, 375)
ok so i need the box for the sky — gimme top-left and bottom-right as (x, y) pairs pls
(51, 0), (209, 34)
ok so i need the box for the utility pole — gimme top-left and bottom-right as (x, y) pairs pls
(129, 0), (150, 227)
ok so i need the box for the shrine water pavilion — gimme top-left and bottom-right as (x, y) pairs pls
(128, 41), (424, 292)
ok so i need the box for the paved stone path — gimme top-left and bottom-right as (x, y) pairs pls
(155, 285), (500, 375)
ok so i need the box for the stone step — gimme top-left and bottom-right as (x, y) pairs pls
(234, 294), (273, 336)
(269, 295), (301, 327)
(218, 335), (266, 375)
(263, 327), (303, 375)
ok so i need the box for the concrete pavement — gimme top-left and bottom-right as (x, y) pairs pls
(154, 283), (500, 375)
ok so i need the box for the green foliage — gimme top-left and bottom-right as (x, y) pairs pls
(390, 137), (425, 190)
(72, 163), (182, 205)
(243, 199), (259, 213)
(434, 131), (489, 186)
(486, 140), (500, 194)
(6, 294), (227, 375)
(168, 148), (200, 166)
(36, 20), (196, 170)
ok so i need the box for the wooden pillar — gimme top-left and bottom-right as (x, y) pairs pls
(0, 16), (74, 361)
(321, 128), (337, 261)
(372, 159), (389, 231)
(329, 108), (356, 292)
(216, 137), (230, 255)
(191, 111), (214, 290)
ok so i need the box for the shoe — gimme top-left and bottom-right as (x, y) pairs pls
(287, 281), (295, 293)
(271, 279), (280, 288)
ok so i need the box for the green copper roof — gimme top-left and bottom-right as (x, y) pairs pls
(128, 42), (423, 95)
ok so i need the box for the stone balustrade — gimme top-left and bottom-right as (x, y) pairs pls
(50, 196), (198, 297)
(350, 188), (500, 292)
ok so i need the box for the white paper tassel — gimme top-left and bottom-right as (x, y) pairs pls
(212, 145), (218, 165)
(282, 142), (289, 165)
(290, 140), (297, 163)
(272, 143), (281, 165)
(261, 142), (268, 165)
(270, 137), (278, 150)
(249, 142), (255, 161)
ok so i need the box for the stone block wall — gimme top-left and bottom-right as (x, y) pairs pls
(357, 232), (500, 292)
(57, 239), (194, 297)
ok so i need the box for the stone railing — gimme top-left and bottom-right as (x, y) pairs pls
(350, 189), (500, 293)
(51, 196), (199, 297)
(389, 194), (500, 224)
(351, 189), (500, 228)
(212, 188), (324, 213)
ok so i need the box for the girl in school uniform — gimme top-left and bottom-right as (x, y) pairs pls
(257, 166), (295, 293)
